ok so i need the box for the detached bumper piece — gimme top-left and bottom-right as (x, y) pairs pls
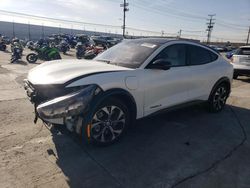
(37, 85), (98, 119)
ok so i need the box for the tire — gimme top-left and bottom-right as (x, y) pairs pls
(0, 45), (6, 51)
(82, 98), (130, 146)
(233, 73), (238, 79)
(26, 53), (38, 63)
(208, 83), (229, 113)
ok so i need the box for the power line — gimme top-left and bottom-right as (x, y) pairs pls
(182, 30), (206, 33)
(132, 1), (206, 21)
(130, 2), (205, 23)
(216, 22), (248, 31)
(0, 9), (121, 29)
(145, 0), (249, 28)
(213, 35), (245, 42)
(216, 19), (249, 28)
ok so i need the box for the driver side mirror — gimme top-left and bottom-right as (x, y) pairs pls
(147, 59), (171, 70)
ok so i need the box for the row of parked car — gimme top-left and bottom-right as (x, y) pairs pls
(208, 43), (250, 79)
(226, 45), (250, 79)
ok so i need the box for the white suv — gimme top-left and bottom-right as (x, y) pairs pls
(24, 38), (233, 145)
(231, 46), (250, 79)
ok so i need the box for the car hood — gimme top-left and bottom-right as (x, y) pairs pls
(28, 59), (132, 85)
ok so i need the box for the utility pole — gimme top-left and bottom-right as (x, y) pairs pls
(161, 30), (164, 37)
(246, 26), (250, 45)
(178, 29), (182, 38)
(206, 14), (216, 44)
(12, 21), (15, 38)
(120, 0), (129, 38)
(42, 23), (45, 39)
(28, 22), (31, 40)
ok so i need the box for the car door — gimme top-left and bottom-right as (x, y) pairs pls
(141, 43), (192, 116)
(186, 44), (219, 101)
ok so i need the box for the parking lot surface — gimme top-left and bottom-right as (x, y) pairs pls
(0, 47), (250, 188)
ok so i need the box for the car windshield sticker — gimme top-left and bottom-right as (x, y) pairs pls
(141, 43), (157, 48)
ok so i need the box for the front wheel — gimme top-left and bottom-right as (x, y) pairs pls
(208, 83), (229, 112)
(26, 53), (38, 63)
(10, 57), (17, 64)
(82, 98), (130, 146)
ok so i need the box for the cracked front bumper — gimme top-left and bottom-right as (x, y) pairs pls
(24, 81), (100, 124)
(36, 85), (98, 119)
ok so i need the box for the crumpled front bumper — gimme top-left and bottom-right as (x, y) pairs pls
(37, 85), (98, 119)
(24, 80), (100, 124)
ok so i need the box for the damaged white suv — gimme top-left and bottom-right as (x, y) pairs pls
(24, 38), (233, 145)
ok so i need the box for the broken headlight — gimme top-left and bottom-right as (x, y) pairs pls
(37, 85), (101, 119)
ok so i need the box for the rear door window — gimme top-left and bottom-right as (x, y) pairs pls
(187, 44), (218, 65)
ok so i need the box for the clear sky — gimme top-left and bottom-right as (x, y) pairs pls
(0, 0), (249, 42)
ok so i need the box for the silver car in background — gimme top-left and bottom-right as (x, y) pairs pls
(231, 46), (250, 79)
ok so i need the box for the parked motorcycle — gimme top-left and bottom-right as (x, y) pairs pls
(57, 40), (70, 55)
(83, 45), (105, 59)
(10, 44), (23, 63)
(75, 42), (86, 59)
(26, 41), (35, 50)
(26, 46), (61, 63)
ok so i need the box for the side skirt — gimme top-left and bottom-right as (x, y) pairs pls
(139, 100), (205, 120)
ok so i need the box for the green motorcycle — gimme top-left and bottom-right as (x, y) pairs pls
(26, 46), (61, 63)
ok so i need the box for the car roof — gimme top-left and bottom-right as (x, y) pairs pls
(126, 37), (176, 45)
(239, 45), (250, 48)
(124, 37), (220, 54)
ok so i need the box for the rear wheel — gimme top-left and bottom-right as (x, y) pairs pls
(208, 83), (229, 112)
(52, 53), (61, 60)
(82, 98), (130, 146)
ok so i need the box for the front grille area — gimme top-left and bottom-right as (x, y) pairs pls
(24, 80), (65, 104)
(24, 80), (87, 105)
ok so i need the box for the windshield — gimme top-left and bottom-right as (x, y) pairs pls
(236, 48), (250, 55)
(94, 40), (159, 68)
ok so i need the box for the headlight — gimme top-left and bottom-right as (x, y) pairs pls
(37, 85), (101, 119)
